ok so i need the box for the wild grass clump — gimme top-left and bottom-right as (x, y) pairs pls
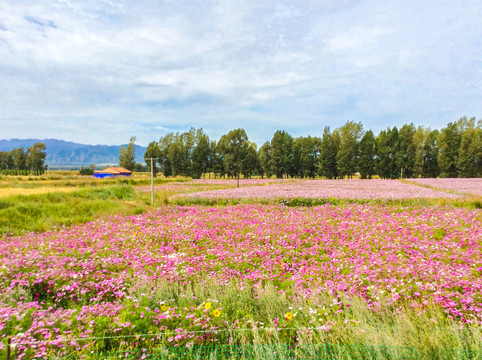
(3, 281), (479, 359)
(0, 176), (239, 234)
(0, 185), (146, 234)
(169, 195), (482, 209)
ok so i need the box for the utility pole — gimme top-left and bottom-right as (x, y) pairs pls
(148, 157), (158, 204)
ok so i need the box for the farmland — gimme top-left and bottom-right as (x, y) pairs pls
(175, 179), (462, 201)
(0, 175), (481, 359)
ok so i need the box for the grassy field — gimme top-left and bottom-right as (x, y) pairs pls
(0, 185), (144, 234)
(0, 172), (235, 235)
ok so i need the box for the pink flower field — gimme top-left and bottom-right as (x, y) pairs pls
(408, 178), (482, 196)
(137, 178), (289, 193)
(0, 204), (480, 357)
(177, 179), (461, 200)
(191, 178), (289, 185)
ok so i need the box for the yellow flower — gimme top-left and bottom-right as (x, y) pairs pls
(213, 308), (221, 317)
(161, 305), (167, 311)
(285, 312), (293, 321)
(205, 302), (212, 310)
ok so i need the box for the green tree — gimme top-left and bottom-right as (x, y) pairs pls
(158, 133), (174, 177)
(167, 138), (186, 176)
(359, 130), (376, 179)
(0, 152), (5, 171)
(183, 128), (198, 177)
(258, 141), (272, 178)
(12, 147), (27, 174)
(134, 163), (147, 172)
(457, 118), (481, 177)
(0, 151), (14, 171)
(422, 129), (440, 178)
(26, 143), (47, 175)
(413, 127), (426, 177)
(269, 130), (294, 178)
(79, 167), (94, 175)
(242, 142), (259, 178)
(161, 128), (205, 177)
(318, 127), (338, 179)
(396, 124), (416, 178)
(413, 127), (440, 178)
(119, 136), (136, 171)
(210, 140), (225, 178)
(294, 136), (320, 178)
(438, 119), (466, 177)
(144, 141), (161, 176)
(221, 129), (249, 180)
(191, 130), (211, 179)
(336, 121), (363, 178)
(376, 127), (398, 179)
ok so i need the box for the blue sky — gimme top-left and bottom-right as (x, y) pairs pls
(0, 0), (481, 146)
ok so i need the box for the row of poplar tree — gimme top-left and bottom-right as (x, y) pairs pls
(0, 143), (47, 175)
(143, 116), (480, 179)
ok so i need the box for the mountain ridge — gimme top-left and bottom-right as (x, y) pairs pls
(0, 138), (147, 167)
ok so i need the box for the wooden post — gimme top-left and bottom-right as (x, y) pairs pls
(7, 337), (11, 360)
(151, 157), (154, 204)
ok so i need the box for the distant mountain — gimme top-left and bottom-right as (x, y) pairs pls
(0, 139), (147, 168)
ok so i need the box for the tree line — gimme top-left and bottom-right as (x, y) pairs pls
(142, 117), (480, 179)
(0, 143), (47, 175)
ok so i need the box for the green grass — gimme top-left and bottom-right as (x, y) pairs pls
(57, 344), (478, 360)
(169, 195), (482, 209)
(0, 174), (192, 189)
(12, 281), (479, 359)
(0, 185), (148, 234)
(0, 173), (206, 235)
(0, 179), (243, 235)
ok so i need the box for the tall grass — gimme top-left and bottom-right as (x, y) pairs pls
(0, 180), (242, 234)
(0, 174), (210, 234)
(22, 281), (480, 359)
(0, 185), (147, 234)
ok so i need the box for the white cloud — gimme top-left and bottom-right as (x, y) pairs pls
(326, 27), (390, 53)
(0, 0), (481, 145)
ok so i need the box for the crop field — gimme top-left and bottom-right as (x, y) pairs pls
(0, 187), (79, 198)
(175, 179), (463, 201)
(0, 176), (481, 359)
(407, 178), (482, 196)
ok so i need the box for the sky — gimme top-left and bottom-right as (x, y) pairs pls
(0, 0), (481, 146)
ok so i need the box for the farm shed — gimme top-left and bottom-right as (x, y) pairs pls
(93, 166), (132, 178)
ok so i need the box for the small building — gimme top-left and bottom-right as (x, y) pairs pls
(93, 166), (132, 178)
